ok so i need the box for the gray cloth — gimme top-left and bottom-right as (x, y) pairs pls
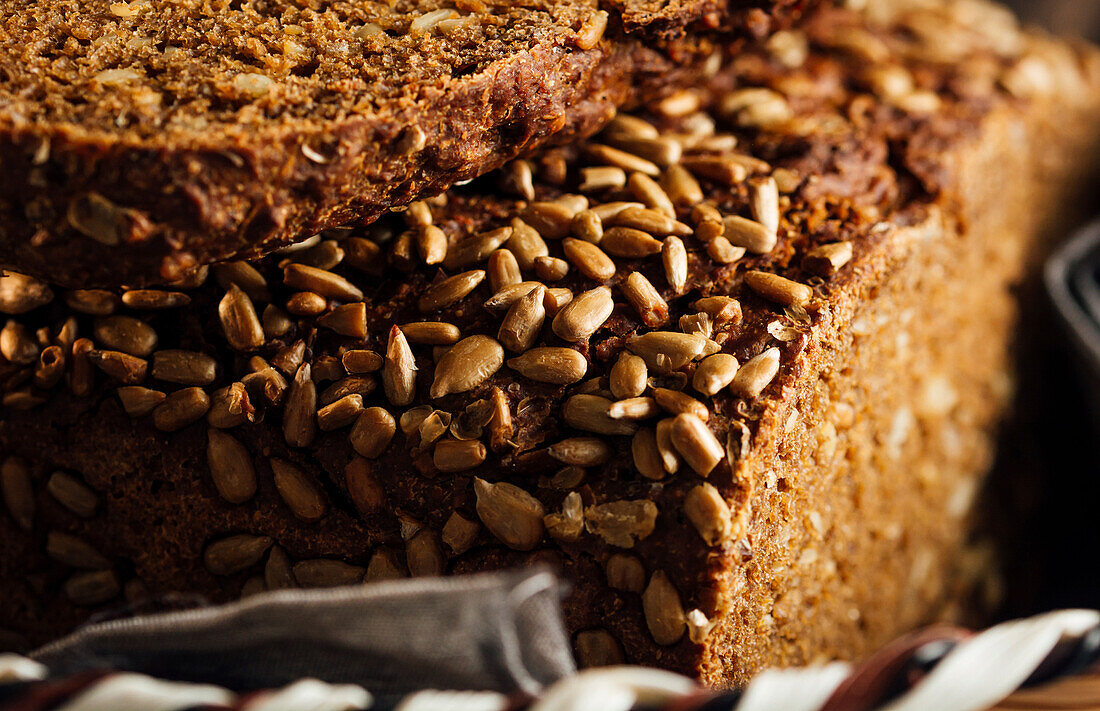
(30, 568), (575, 698)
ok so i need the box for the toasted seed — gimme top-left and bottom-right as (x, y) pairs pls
(400, 405), (434, 438)
(473, 478), (545, 550)
(669, 413), (724, 476)
(117, 385), (166, 416)
(431, 335), (504, 398)
(153, 387), (210, 431)
(584, 499), (657, 547)
(66, 289), (119, 315)
(610, 206), (691, 238)
(206, 429), (257, 503)
(748, 177), (781, 237)
(606, 553), (646, 593)
(218, 284), (265, 351)
(693, 354), (740, 396)
(350, 407), (396, 459)
(442, 512), (480, 554)
(578, 166), (626, 192)
(680, 155), (747, 185)
(123, 289), (191, 310)
(693, 296), (742, 324)
(685, 483), (733, 546)
(804, 241), (853, 276)
(401, 322), (461, 346)
(654, 388), (709, 420)
(433, 439), (487, 472)
(508, 347), (588, 385)
(1, 457), (34, 531)
(706, 236), (745, 264)
(0, 271), (53, 314)
(366, 549), (407, 582)
(0, 320), (37, 364)
(342, 349), (383, 373)
(575, 630), (625, 668)
(570, 211), (604, 247)
(47, 471), (98, 518)
(507, 219), (550, 269)
(654, 418), (681, 474)
(658, 89), (700, 117)
(498, 285), (546, 353)
(489, 387), (513, 451)
(488, 249), (522, 292)
(206, 383), (253, 428)
(604, 114), (659, 141)
(731, 347), (781, 399)
(620, 272), (669, 327)
(284, 363), (317, 447)
(552, 286), (613, 342)
(443, 227), (512, 270)
(561, 238), (615, 282)
(662, 165), (704, 207)
(87, 349), (147, 384)
(382, 325), (417, 406)
(534, 256), (569, 282)
(204, 534), (273, 576)
(312, 355), (345, 383)
(585, 144), (660, 177)
(608, 396), (659, 420)
(152, 349), (216, 385)
(483, 281), (542, 312)
(283, 263), (363, 302)
(600, 227), (663, 258)
(64, 570), (120, 606)
(415, 225), (448, 265)
(521, 202), (574, 240)
(271, 458), (326, 522)
(631, 429), (664, 479)
(214, 262), (270, 302)
(241, 366), (287, 406)
(626, 331), (707, 372)
(70, 338), (94, 396)
(317, 302), (368, 339)
(543, 287), (573, 314)
(563, 394), (638, 435)
(610, 136), (681, 167)
(416, 410), (451, 452)
(662, 237), (688, 294)
(344, 457), (384, 517)
(261, 305), (293, 339)
(293, 559), (364, 588)
(548, 437), (611, 466)
(499, 159), (535, 200)
(47, 531), (110, 569)
(405, 529), (444, 577)
(264, 546), (296, 590)
(744, 270), (812, 307)
(316, 393), (364, 431)
(723, 215), (776, 254)
(679, 312), (713, 339)
(418, 270), (485, 312)
(544, 491), (584, 542)
(286, 291), (327, 316)
(574, 8), (607, 49)
(643, 571), (686, 645)
(610, 352), (647, 400)
(627, 172), (675, 218)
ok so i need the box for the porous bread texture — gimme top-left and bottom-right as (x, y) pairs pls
(2, 0), (1100, 685)
(0, 0), (815, 287)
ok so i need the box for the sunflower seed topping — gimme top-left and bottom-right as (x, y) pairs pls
(473, 478), (545, 551)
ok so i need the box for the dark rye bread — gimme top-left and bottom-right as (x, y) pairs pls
(3, 0), (1100, 685)
(0, 0), (816, 288)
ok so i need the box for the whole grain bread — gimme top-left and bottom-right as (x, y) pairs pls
(2, 0), (1100, 685)
(0, 0), (815, 288)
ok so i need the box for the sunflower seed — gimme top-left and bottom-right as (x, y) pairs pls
(574, 630), (625, 668)
(552, 286), (613, 342)
(444, 227), (512, 270)
(153, 387), (210, 431)
(749, 176), (780, 237)
(270, 458), (326, 522)
(658, 89), (700, 116)
(654, 387), (709, 421)
(1, 320), (38, 364)
(406, 529), (444, 577)
(600, 227), (663, 258)
(731, 347), (781, 399)
(744, 270), (812, 307)
(348, 407), (395, 459)
(216, 284), (265, 351)
(206, 429), (257, 503)
(723, 215), (776, 254)
(311, 392), (363, 432)
(578, 166), (626, 192)
(283, 363), (317, 447)
(507, 219), (550, 269)
(205, 383), (253, 428)
(47, 471), (98, 518)
(610, 136), (681, 167)
(532, 256), (568, 282)
(488, 249), (522, 292)
(293, 559), (365, 588)
(381, 325), (417, 406)
(64, 570), (120, 606)
(116, 385), (166, 416)
(338, 458), (382, 520)
(609, 352), (647, 400)
(283, 264), (363, 302)
(685, 483), (733, 545)
(804, 241), (853, 276)
(489, 386), (513, 451)
(626, 331), (707, 372)
(414, 225), (448, 265)
(619, 271), (668, 327)
(214, 262), (270, 302)
(65, 289), (119, 315)
(122, 289), (191, 310)
(498, 285), (546, 353)
(607, 396), (659, 420)
(366, 549), (408, 581)
(264, 546), (296, 590)
(548, 437), (611, 466)
(430, 335), (504, 398)
(585, 144), (660, 177)
(669, 413), (724, 475)
(544, 491), (584, 542)
(46, 531), (110, 569)
(241, 366), (287, 406)
(56, 317), (78, 351)
(87, 349), (147, 384)
(654, 418), (681, 474)
(0, 271), (53, 314)
(316, 302), (367, 338)
(693, 353), (740, 396)
(499, 159), (535, 200)
(627, 172), (675, 218)
(543, 287), (573, 314)
(642, 571), (685, 645)
(401, 321), (461, 346)
(561, 238), (615, 282)
(473, 478), (545, 550)
(631, 428), (664, 479)
(259, 305), (292, 339)
(574, 8), (607, 48)
(203, 534), (273, 575)
(705, 236), (744, 264)
(441, 512), (480, 554)
(604, 114), (659, 141)
(342, 349), (383, 373)
(585, 499), (657, 547)
(483, 281), (542, 312)
(286, 291), (327, 316)
(692, 296), (742, 324)
(432, 439), (486, 472)
(609, 206), (691, 238)
(563, 394), (637, 435)
(661, 237), (688, 294)
(662, 165), (704, 207)
(151, 349), (216, 386)
(680, 155), (747, 185)
(70, 338), (93, 396)
(1, 457), (34, 531)
(521, 202), (574, 240)
(32, 345), (62, 390)
(606, 553), (646, 593)
(507, 347), (588, 385)
(418, 270), (485, 312)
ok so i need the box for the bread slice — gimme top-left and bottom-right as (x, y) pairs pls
(2, 0), (1100, 684)
(0, 0), (814, 288)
